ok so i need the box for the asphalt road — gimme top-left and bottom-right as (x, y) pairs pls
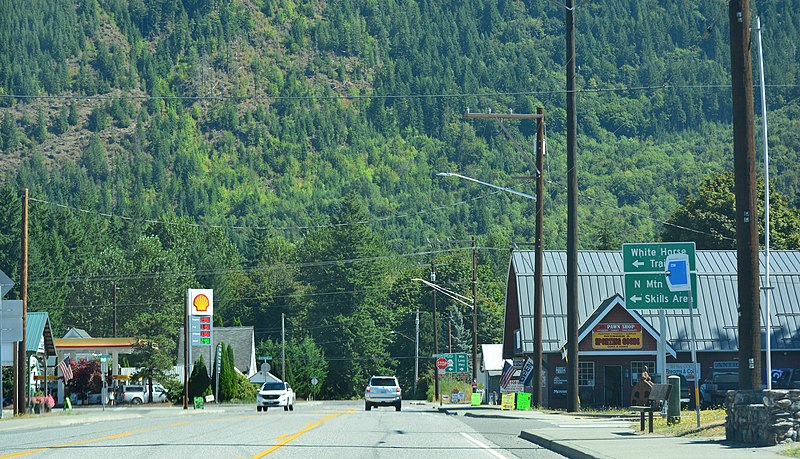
(0, 401), (565, 459)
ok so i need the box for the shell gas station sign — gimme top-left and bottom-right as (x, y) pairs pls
(592, 323), (642, 349)
(188, 289), (213, 346)
(188, 289), (213, 316)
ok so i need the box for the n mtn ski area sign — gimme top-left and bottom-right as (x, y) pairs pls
(623, 242), (697, 309)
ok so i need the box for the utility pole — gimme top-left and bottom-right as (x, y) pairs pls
(533, 108), (545, 407)
(565, 0), (580, 413)
(281, 313), (286, 382)
(729, 0), (761, 390)
(431, 262), (439, 403)
(464, 109), (545, 403)
(183, 290), (188, 410)
(15, 188), (28, 415)
(113, 283), (118, 338)
(414, 308), (419, 396)
(471, 237), (478, 383)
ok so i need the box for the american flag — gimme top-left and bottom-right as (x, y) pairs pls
(499, 360), (515, 389)
(57, 357), (73, 383)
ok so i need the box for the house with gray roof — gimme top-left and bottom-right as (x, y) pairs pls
(178, 326), (257, 378)
(504, 250), (800, 408)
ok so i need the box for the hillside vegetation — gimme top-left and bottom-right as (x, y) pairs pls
(0, 0), (798, 398)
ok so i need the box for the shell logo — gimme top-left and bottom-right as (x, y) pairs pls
(193, 294), (210, 312)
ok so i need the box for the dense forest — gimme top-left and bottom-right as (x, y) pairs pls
(0, 0), (798, 399)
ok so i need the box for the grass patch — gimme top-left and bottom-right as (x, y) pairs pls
(645, 408), (726, 437)
(780, 445), (800, 458)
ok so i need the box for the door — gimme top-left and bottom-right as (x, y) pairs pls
(604, 366), (622, 407)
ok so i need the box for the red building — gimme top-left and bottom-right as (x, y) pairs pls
(503, 250), (800, 409)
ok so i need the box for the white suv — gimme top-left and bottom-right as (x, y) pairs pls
(364, 376), (401, 411)
(256, 381), (295, 412)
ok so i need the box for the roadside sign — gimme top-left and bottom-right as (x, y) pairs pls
(436, 358), (448, 370)
(0, 268), (13, 297)
(311, 377), (318, 386)
(190, 315), (213, 346)
(623, 243), (697, 309)
(666, 253), (690, 292)
(188, 289), (213, 316)
(434, 353), (469, 374)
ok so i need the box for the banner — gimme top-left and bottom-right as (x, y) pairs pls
(592, 323), (642, 349)
(518, 356), (535, 386)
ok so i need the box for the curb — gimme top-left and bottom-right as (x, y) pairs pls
(518, 430), (613, 459)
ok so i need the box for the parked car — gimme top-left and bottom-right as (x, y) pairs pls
(256, 381), (295, 412)
(699, 373), (738, 408)
(116, 384), (168, 404)
(773, 368), (800, 389)
(364, 376), (401, 411)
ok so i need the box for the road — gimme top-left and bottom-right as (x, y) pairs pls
(0, 401), (564, 459)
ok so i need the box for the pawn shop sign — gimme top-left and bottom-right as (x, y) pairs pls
(188, 289), (214, 316)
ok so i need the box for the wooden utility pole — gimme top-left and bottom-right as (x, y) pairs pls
(565, 0), (580, 413)
(431, 260), (439, 403)
(183, 290), (188, 409)
(729, 0), (761, 390)
(533, 108), (545, 406)
(471, 237), (478, 383)
(464, 110), (545, 401)
(16, 188), (28, 415)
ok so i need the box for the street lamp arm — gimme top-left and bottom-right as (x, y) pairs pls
(436, 172), (536, 201)
(412, 278), (473, 308)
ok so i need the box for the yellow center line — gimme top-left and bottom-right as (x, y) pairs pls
(250, 409), (355, 458)
(0, 415), (253, 459)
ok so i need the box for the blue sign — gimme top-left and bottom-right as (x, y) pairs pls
(665, 253), (691, 292)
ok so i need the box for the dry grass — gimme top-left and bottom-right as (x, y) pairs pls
(648, 408), (727, 437)
(780, 445), (800, 458)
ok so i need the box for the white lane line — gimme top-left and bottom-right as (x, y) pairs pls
(459, 432), (507, 459)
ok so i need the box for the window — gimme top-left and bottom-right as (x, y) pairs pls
(578, 361), (594, 387)
(631, 361), (655, 384)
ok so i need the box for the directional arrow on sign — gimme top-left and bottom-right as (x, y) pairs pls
(0, 268), (14, 298)
(632, 260), (644, 268)
(630, 295), (643, 303)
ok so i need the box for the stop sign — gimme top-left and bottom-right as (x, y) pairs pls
(436, 358), (448, 370)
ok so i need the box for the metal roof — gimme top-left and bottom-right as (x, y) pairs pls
(509, 250), (800, 354)
(25, 312), (56, 355)
(178, 326), (257, 377)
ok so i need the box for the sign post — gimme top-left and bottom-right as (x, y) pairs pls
(665, 252), (700, 427)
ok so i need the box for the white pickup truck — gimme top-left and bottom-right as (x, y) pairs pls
(256, 381), (295, 412)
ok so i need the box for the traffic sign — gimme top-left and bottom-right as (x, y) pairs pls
(436, 358), (448, 370)
(0, 268), (13, 297)
(666, 253), (690, 292)
(311, 377), (318, 386)
(434, 353), (469, 374)
(0, 300), (23, 343)
(623, 243), (697, 309)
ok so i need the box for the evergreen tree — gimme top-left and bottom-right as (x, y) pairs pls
(33, 109), (47, 143)
(1, 113), (19, 150)
(188, 354), (210, 399)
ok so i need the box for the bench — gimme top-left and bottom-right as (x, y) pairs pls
(629, 383), (672, 433)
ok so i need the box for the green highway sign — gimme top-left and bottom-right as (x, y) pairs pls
(623, 242), (695, 273)
(434, 352), (469, 374)
(623, 242), (697, 309)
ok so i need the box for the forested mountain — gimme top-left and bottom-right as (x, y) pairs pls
(0, 0), (798, 398)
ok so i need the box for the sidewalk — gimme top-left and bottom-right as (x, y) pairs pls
(436, 404), (791, 459)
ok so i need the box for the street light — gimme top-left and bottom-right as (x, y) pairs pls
(436, 172), (536, 200)
(437, 171), (545, 407)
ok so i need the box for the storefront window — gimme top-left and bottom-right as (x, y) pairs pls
(578, 361), (594, 387)
(631, 361), (654, 384)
